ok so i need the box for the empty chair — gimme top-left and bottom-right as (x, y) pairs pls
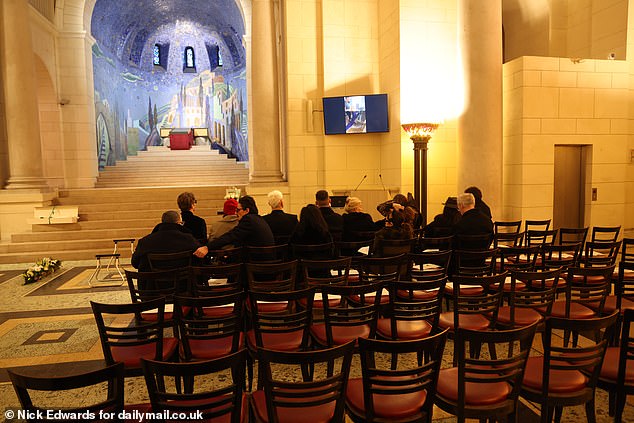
(189, 263), (244, 297)
(598, 308), (634, 423)
(345, 331), (448, 422)
(418, 235), (453, 252)
(498, 245), (541, 272)
(557, 226), (589, 247)
(451, 248), (498, 277)
(582, 240), (622, 268)
(540, 242), (582, 272)
(370, 237), (416, 258)
(142, 349), (247, 422)
(494, 220), (522, 235)
(246, 260), (298, 293)
(245, 244), (289, 263)
(435, 323), (538, 422)
(91, 298), (178, 378)
(524, 229), (558, 247)
(8, 362), (130, 422)
(300, 257), (351, 313)
(406, 250), (451, 281)
(591, 225), (621, 243)
(250, 341), (355, 423)
(493, 220), (523, 248)
(520, 313), (618, 423)
(524, 218), (551, 234)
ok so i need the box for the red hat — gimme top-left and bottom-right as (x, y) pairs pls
(223, 198), (239, 215)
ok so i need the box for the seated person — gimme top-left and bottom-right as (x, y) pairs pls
(424, 196), (461, 237)
(208, 198), (240, 242)
(342, 196), (377, 241)
(263, 190), (298, 243)
(453, 192), (493, 249)
(372, 208), (414, 257)
(132, 210), (201, 272)
(290, 204), (333, 245)
(177, 191), (207, 244)
(315, 190), (344, 241)
(194, 196), (274, 258)
(465, 186), (492, 219)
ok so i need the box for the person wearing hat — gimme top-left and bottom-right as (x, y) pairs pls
(423, 196), (462, 237)
(208, 198), (240, 242)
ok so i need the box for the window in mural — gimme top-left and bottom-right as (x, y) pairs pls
(184, 46), (196, 71)
(218, 49), (223, 67)
(153, 44), (161, 65)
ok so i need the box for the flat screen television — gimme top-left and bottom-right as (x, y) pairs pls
(323, 94), (389, 135)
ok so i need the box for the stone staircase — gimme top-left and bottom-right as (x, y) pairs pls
(95, 145), (249, 188)
(0, 145), (250, 265)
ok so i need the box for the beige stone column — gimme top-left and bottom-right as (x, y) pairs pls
(457, 0), (503, 217)
(0, 0), (48, 190)
(249, 0), (284, 182)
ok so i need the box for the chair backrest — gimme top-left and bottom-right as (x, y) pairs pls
(189, 263), (244, 296)
(557, 227), (589, 247)
(453, 323), (538, 419)
(8, 362), (125, 422)
(494, 220), (522, 234)
(357, 254), (408, 284)
(246, 260), (298, 292)
(525, 229), (558, 247)
(386, 278), (446, 338)
(564, 265), (616, 316)
(257, 341), (355, 423)
(583, 240), (622, 267)
(125, 268), (186, 306)
(541, 313), (619, 398)
(454, 233), (493, 250)
(591, 225), (621, 243)
(493, 232), (523, 248)
(508, 268), (562, 319)
(346, 230), (377, 242)
(142, 349), (247, 423)
(406, 250), (451, 281)
(147, 250), (192, 271)
(248, 288), (315, 350)
(616, 308), (634, 392)
(524, 219), (551, 233)
(336, 239), (372, 257)
(498, 245), (541, 272)
(449, 272), (507, 329)
(245, 244), (290, 263)
(207, 246), (244, 265)
(291, 242), (336, 261)
(371, 237), (416, 258)
(418, 235), (454, 252)
(356, 331), (448, 422)
(300, 257), (351, 288)
(540, 242), (582, 271)
(617, 260), (634, 310)
(174, 292), (244, 361)
(452, 248), (498, 276)
(621, 238), (634, 264)
(91, 298), (167, 366)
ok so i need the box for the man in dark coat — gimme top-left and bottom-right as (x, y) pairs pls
(465, 186), (492, 219)
(315, 189), (344, 241)
(132, 210), (201, 271)
(453, 192), (494, 248)
(263, 190), (298, 243)
(194, 195), (275, 257)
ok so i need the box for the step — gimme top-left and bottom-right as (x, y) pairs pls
(77, 210), (223, 222)
(96, 172), (248, 180)
(12, 228), (154, 243)
(94, 180), (248, 188)
(56, 186), (239, 203)
(2, 238), (146, 254)
(0, 248), (133, 265)
(67, 201), (224, 213)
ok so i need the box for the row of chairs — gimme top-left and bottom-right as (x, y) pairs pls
(10, 307), (633, 422)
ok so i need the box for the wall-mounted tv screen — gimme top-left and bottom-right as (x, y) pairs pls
(323, 94), (389, 135)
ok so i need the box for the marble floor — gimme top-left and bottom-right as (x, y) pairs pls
(0, 260), (632, 422)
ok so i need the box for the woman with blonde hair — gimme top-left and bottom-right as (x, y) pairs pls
(342, 196), (377, 241)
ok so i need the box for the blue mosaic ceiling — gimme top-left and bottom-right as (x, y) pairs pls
(91, 0), (245, 68)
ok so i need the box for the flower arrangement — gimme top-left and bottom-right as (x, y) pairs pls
(22, 257), (62, 284)
(224, 187), (241, 200)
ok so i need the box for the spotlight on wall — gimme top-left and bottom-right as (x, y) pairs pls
(58, 98), (70, 106)
(608, 52), (616, 60)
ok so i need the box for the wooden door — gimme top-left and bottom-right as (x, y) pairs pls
(553, 145), (588, 229)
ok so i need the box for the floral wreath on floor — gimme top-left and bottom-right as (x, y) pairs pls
(22, 257), (62, 284)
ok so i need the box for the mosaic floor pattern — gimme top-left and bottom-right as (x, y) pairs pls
(0, 262), (631, 422)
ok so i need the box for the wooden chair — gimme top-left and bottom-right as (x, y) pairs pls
(582, 240), (622, 268)
(8, 362), (132, 422)
(525, 229), (558, 247)
(207, 246), (244, 264)
(417, 235), (453, 252)
(370, 237), (416, 258)
(300, 257), (351, 316)
(406, 250), (451, 282)
(345, 331), (448, 423)
(245, 260), (298, 293)
(591, 225), (621, 243)
(90, 298), (178, 378)
(147, 250), (192, 270)
(557, 226), (589, 247)
(352, 254), (407, 304)
(522, 219), (551, 245)
(453, 233), (493, 250)
(598, 308), (634, 422)
(451, 248), (498, 277)
(494, 220), (522, 235)
(520, 312), (619, 423)
(250, 341), (355, 423)
(493, 221), (522, 249)
(540, 242), (582, 271)
(189, 263), (244, 297)
(142, 349), (247, 422)
(291, 242), (336, 261)
(498, 245), (541, 272)
(245, 244), (290, 263)
(435, 323), (538, 423)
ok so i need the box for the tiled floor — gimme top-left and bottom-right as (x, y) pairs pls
(0, 261), (631, 422)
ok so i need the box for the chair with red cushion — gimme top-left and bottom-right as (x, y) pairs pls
(291, 242), (336, 261)
(8, 362), (140, 422)
(435, 323), (538, 423)
(494, 220), (522, 238)
(346, 331), (448, 423)
(451, 248), (498, 277)
(598, 308), (634, 422)
(591, 225), (621, 243)
(520, 312), (618, 423)
(250, 341), (355, 423)
(189, 263), (244, 297)
(350, 254), (407, 305)
(142, 349), (248, 423)
(553, 265), (615, 318)
(582, 240), (622, 268)
(525, 229), (558, 248)
(405, 250), (451, 282)
(370, 237), (416, 258)
(91, 298), (179, 378)
(521, 219), (551, 245)
(417, 235), (453, 252)
(300, 257), (351, 317)
(498, 245), (540, 273)
(245, 244), (290, 263)
(557, 227), (589, 247)
(539, 242), (582, 290)
(246, 260), (298, 293)
(208, 246), (245, 265)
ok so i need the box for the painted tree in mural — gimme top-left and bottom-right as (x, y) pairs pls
(147, 97), (154, 130)
(153, 104), (158, 129)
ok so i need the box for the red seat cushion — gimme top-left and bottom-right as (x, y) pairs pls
(436, 367), (511, 406)
(247, 301), (288, 313)
(345, 378), (427, 419)
(548, 301), (596, 319)
(496, 306), (543, 326)
(251, 389), (335, 423)
(444, 284), (484, 296)
(376, 318), (432, 340)
(300, 294), (340, 309)
(349, 293), (390, 305)
(492, 281), (526, 293)
(586, 296), (634, 314)
(167, 394), (248, 423)
(111, 337), (178, 368)
(397, 289), (438, 300)
(310, 323), (370, 345)
(570, 274), (607, 284)
(600, 347), (634, 384)
(202, 306), (234, 318)
(522, 356), (588, 393)
(185, 333), (244, 360)
(438, 312), (491, 331)
(246, 329), (304, 351)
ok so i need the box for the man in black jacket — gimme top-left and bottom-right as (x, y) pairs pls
(453, 192), (493, 248)
(315, 189), (343, 241)
(132, 210), (201, 271)
(194, 195), (275, 257)
(263, 190), (298, 243)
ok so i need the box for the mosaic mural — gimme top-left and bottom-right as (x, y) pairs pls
(90, 0), (248, 169)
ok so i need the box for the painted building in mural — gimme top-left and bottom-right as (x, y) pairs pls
(90, 0), (248, 169)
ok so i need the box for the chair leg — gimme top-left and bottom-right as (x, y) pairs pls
(540, 405), (553, 423)
(608, 390), (616, 417)
(615, 391), (627, 423)
(585, 397), (597, 423)
(390, 351), (398, 370)
(554, 405), (563, 423)
(246, 354), (254, 392)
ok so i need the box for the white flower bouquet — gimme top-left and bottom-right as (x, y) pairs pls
(22, 257), (62, 284)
